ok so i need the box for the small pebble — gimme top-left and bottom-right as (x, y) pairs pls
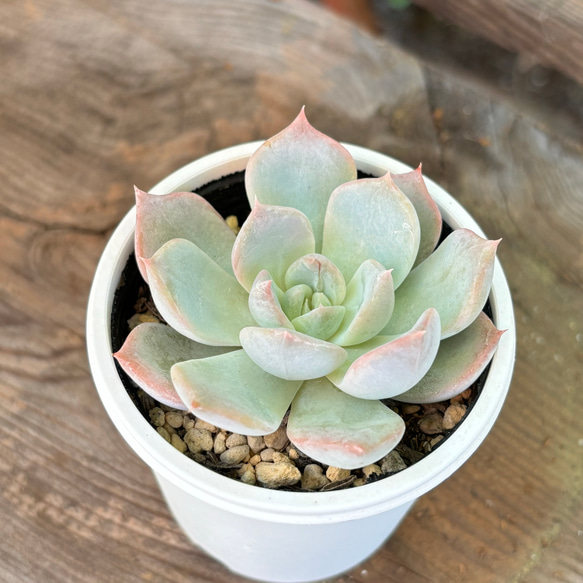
(247, 435), (266, 454)
(260, 448), (275, 462)
(256, 462), (301, 488)
(220, 445), (250, 464)
(362, 464), (381, 479)
(184, 428), (213, 453)
(240, 469), (256, 486)
(171, 433), (187, 453)
(430, 435), (444, 448)
(419, 412), (444, 435)
(195, 419), (217, 433)
(380, 451), (407, 474)
(287, 448), (300, 461)
(237, 463), (253, 477)
(213, 432), (227, 455)
(156, 426), (171, 443)
(264, 426), (288, 450)
(163, 422), (177, 435)
(226, 433), (247, 448)
(352, 478), (366, 487)
(249, 454), (261, 466)
(149, 407), (165, 427)
(165, 411), (183, 429)
(326, 467), (351, 482)
(301, 464), (329, 490)
(443, 403), (467, 430)
(461, 388), (472, 399)
(273, 452), (293, 465)
(183, 416), (195, 430)
(402, 404), (421, 415)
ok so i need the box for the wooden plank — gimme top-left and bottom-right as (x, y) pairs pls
(410, 0), (583, 84)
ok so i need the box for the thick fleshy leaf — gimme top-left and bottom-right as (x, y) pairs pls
(171, 350), (302, 436)
(327, 308), (441, 399)
(245, 109), (357, 252)
(144, 239), (255, 346)
(113, 323), (235, 410)
(382, 228), (499, 339)
(394, 312), (504, 403)
(280, 284), (313, 321)
(291, 305), (345, 340)
(231, 202), (315, 291)
(392, 166), (442, 267)
(328, 259), (394, 346)
(249, 270), (293, 329)
(321, 173), (420, 286)
(240, 327), (347, 381)
(284, 253), (346, 305)
(287, 377), (405, 469)
(135, 188), (235, 281)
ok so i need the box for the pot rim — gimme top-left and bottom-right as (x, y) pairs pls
(87, 141), (516, 524)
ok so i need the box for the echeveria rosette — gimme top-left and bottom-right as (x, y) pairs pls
(114, 109), (503, 471)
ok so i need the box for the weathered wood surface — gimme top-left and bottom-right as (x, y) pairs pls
(409, 0), (583, 86)
(0, 1), (581, 582)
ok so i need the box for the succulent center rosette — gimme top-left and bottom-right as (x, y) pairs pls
(114, 109), (503, 470)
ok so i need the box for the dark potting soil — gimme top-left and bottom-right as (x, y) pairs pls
(111, 170), (491, 491)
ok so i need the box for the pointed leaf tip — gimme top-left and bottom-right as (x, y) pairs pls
(245, 109), (357, 252)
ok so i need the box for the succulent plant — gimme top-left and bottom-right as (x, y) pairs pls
(114, 109), (503, 470)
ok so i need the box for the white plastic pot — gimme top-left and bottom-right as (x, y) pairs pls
(87, 143), (516, 583)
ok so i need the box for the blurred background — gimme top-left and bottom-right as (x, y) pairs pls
(0, 1), (581, 582)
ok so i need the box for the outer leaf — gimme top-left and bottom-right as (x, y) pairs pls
(394, 312), (504, 403)
(231, 202), (315, 291)
(327, 308), (441, 399)
(239, 327), (347, 381)
(291, 305), (345, 340)
(171, 350), (302, 436)
(144, 239), (255, 346)
(392, 166), (442, 266)
(328, 259), (394, 346)
(321, 173), (420, 286)
(113, 323), (235, 410)
(382, 228), (499, 339)
(245, 108), (357, 252)
(285, 253), (346, 305)
(135, 188), (235, 281)
(287, 378), (405, 470)
(249, 270), (293, 329)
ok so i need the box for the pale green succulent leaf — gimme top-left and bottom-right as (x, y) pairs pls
(382, 229), (499, 339)
(245, 108), (357, 252)
(328, 259), (394, 346)
(291, 305), (346, 340)
(281, 284), (313, 321)
(239, 327), (347, 381)
(113, 323), (236, 410)
(394, 312), (504, 403)
(284, 253), (346, 305)
(287, 377), (405, 469)
(135, 188), (235, 282)
(144, 239), (255, 346)
(327, 308), (441, 399)
(392, 166), (442, 267)
(231, 202), (315, 291)
(321, 173), (421, 287)
(311, 292), (331, 308)
(171, 350), (302, 436)
(249, 270), (293, 329)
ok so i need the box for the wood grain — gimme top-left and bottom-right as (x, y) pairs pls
(410, 0), (583, 85)
(0, 0), (582, 582)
